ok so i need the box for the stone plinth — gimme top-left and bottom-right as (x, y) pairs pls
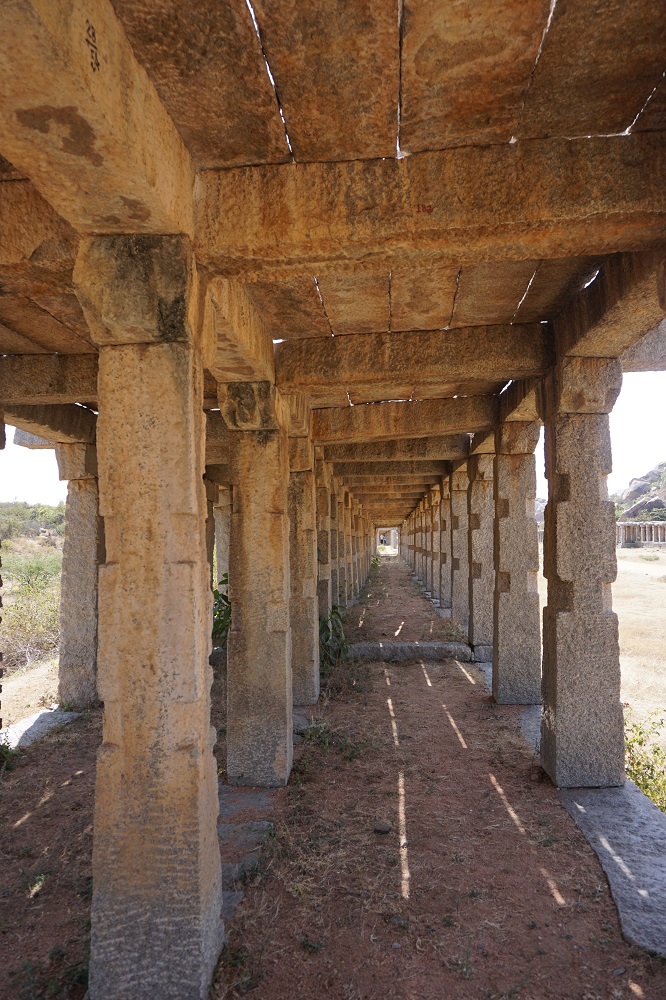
(541, 358), (625, 787)
(450, 465), (470, 636)
(288, 465), (320, 705)
(468, 452), (494, 660)
(227, 427), (293, 786)
(493, 421), (541, 704)
(56, 445), (103, 709)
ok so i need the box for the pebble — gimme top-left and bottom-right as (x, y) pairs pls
(374, 820), (392, 834)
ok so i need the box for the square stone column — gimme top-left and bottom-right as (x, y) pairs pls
(450, 463), (470, 637)
(55, 443), (103, 710)
(74, 234), (223, 1000)
(415, 504), (423, 580)
(315, 450), (332, 619)
(468, 439), (495, 662)
(219, 383), (293, 787)
(424, 495), (433, 594)
(203, 475), (218, 587)
(540, 357), (625, 787)
(337, 493), (347, 604)
(288, 438), (320, 706)
(493, 421), (541, 705)
(439, 476), (452, 610)
(344, 491), (353, 602)
(329, 480), (339, 607)
(213, 487), (231, 582)
(430, 487), (441, 605)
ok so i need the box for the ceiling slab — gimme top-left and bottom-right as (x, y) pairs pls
(400, 0), (550, 152)
(390, 266), (459, 332)
(316, 273), (389, 335)
(244, 277), (331, 339)
(451, 261), (537, 326)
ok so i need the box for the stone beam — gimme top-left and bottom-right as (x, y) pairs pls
(0, 179), (77, 268)
(205, 412), (230, 464)
(202, 279), (274, 383)
(554, 251), (665, 359)
(276, 325), (551, 394)
(0, 0), (194, 234)
(342, 476), (440, 487)
(6, 404), (96, 443)
(332, 461), (448, 478)
(196, 134), (666, 277)
(13, 428), (53, 449)
(324, 435), (469, 463)
(621, 319), (666, 372)
(0, 355), (97, 404)
(499, 378), (541, 424)
(312, 396), (498, 444)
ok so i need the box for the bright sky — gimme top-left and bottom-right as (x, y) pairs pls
(0, 370), (664, 505)
(534, 370), (666, 499)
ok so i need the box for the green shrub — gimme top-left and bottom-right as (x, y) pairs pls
(319, 605), (348, 675)
(2, 582), (60, 671)
(625, 712), (666, 813)
(212, 573), (231, 644)
(3, 548), (62, 586)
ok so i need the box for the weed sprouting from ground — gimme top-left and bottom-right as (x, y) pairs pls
(625, 710), (666, 812)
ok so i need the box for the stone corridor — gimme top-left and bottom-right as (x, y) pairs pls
(213, 556), (666, 1000)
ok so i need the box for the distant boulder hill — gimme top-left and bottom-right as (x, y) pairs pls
(618, 460), (666, 521)
(534, 461), (666, 523)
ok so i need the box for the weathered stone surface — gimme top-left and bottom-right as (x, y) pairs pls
(213, 488), (230, 583)
(541, 358), (625, 787)
(332, 461), (448, 479)
(74, 236), (197, 346)
(499, 377), (541, 424)
(450, 465), (470, 636)
(555, 357), (623, 415)
(202, 278), (274, 383)
(467, 453), (494, 653)
(13, 428), (53, 449)
(58, 476), (102, 709)
(250, 0), (398, 162)
(451, 261), (539, 327)
(554, 252), (665, 360)
(55, 442), (97, 481)
(493, 449), (541, 705)
(0, 355), (98, 405)
(0, 179), (77, 269)
(390, 266), (459, 332)
(312, 396), (498, 445)
(0, 707), (78, 749)
(621, 319), (666, 373)
(323, 435), (469, 463)
(218, 382), (288, 432)
(244, 277), (331, 340)
(439, 478), (452, 610)
(288, 468), (320, 706)
(227, 427), (293, 786)
(111, 1), (290, 169)
(315, 273), (389, 335)
(518, 0), (666, 139)
(92, 339), (223, 1000)
(196, 135), (666, 277)
(348, 641), (472, 663)
(0, 0), (194, 234)
(400, 0), (550, 153)
(276, 325), (552, 396)
(288, 436), (314, 473)
(5, 404), (96, 444)
(560, 782), (666, 958)
(315, 456), (332, 619)
(495, 420), (541, 457)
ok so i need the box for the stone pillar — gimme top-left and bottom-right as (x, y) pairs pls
(56, 442), (103, 709)
(344, 492), (353, 601)
(315, 450), (332, 619)
(203, 475), (218, 587)
(430, 487), (441, 605)
(468, 439), (495, 662)
(329, 481), (339, 607)
(74, 235), (223, 1000)
(493, 421), (541, 704)
(351, 499), (360, 596)
(439, 475), (452, 611)
(450, 463), (470, 636)
(337, 493), (347, 603)
(424, 495), (432, 594)
(213, 487), (231, 582)
(221, 384), (293, 786)
(288, 438), (320, 706)
(541, 357), (625, 787)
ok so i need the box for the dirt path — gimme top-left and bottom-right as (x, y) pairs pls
(352, 556), (465, 644)
(214, 557), (666, 1000)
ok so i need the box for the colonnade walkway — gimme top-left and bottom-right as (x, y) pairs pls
(213, 556), (664, 1000)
